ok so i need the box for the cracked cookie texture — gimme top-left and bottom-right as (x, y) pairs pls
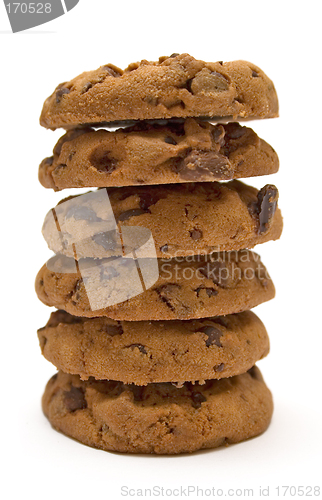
(38, 310), (269, 385)
(42, 367), (273, 454)
(35, 250), (275, 321)
(40, 54), (278, 129)
(42, 180), (283, 259)
(39, 120), (279, 190)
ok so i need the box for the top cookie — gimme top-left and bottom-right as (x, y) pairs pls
(40, 54), (279, 130)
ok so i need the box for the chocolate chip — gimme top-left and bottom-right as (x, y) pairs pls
(167, 121), (185, 136)
(101, 324), (123, 336)
(173, 150), (231, 180)
(54, 164), (67, 174)
(117, 209), (148, 222)
(199, 326), (223, 347)
(166, 99), (185, 109)
(170, 53), (179, 58)
(45, 156), (54, 165)
(210, 71), (229, 89)
(65, 205), (102, 222)
(92, 231), (118, 251)
(214, 363), (225, 372)
(143, 95), (159, 106)
(182, 78), (193, 93)
(160, 244), (169, 253)
(191, 392), (207, 409)
(164, 136), (177, 145)
(139, 192), (160, 211)
(190, 228), (203, 240)
(81, 82), (93, 94)
(252, 70), (259, 77)
(64, 386), (87, 412)
(195, 286), (218, 298)
(155, 284), (181, 311)
(248, 184), (278, 234)
(73, 279), (84, 302)
(127, 344), (147, 354)
(90, 149), (118, 174)
(224, 123), (247, 140)
(74, 279), (83, 293)
(102, 65), (122, 77)
(56, 87), (70, 104)
(48, 310), (83, 327)
(199, 261), (228, 287)
(257, 185), (278, 233)
(220, 124), (248, 157)
(190, 71), (229, 95)
(212, 125), (226, 145)
(138, 190), (167, 209)
(95, 380), (123, 396)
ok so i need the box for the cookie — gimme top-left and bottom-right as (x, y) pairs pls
(35, 250), (275, 320)
(42, 181), (283, 260)
(39, 120), (279, 190)
(42, 367), (273, 454)
(38, 310), (269, 385)
(40, 54), (278, 130)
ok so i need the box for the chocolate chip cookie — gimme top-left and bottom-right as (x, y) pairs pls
(39, 120), (279, 190)
(42, 181), (283, 259)
(42, 367), (273, 454)
(35, 250), (275, 320)
(40, 54), (278, 130)
(38, 310), (269, 385)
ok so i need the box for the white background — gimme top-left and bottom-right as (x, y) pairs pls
(1, 1), (321, 499)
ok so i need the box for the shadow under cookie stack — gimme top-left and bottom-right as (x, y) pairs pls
(36, 54), (282, 454)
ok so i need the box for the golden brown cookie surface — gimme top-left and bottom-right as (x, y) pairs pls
(40, 54), (278, 130)
(42, 367), (273, 454)
(42, 181), (283, 259)
(38, 310), (269, 384)
(39, 120), (278, 190)
(35, 250), (275, 320)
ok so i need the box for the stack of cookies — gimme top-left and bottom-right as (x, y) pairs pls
(36, 54), (282, 454)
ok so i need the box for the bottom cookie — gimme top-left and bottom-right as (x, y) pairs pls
(42, 367), (273, 454)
